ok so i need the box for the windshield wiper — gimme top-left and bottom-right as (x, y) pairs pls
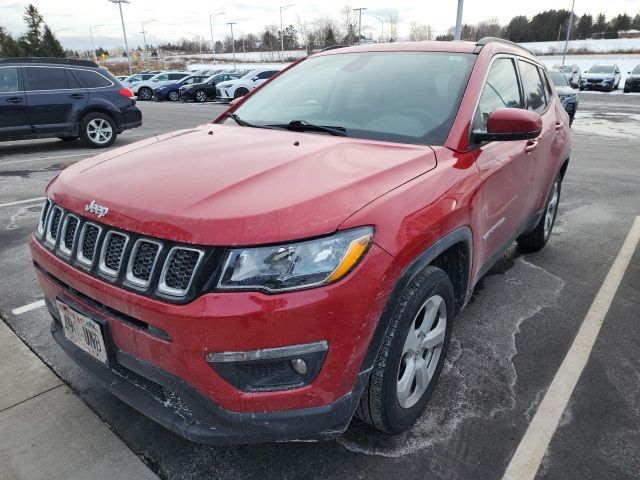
(226, 112), (260, 128)
(270, 120), (349, 137)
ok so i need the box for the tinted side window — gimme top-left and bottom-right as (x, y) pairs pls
(72, 69), (112, 88)
(473, 58), (522, 132)
(24, 67), (67, 91)
(539, 67), (553, 101)
(65, 69), (82, 89)
(154, 74), (168, 81)
(168, 73), (186, 80)
(518, 60), (546, 112)
(257, 71), (277, 80)
(0, 66), (20, 93)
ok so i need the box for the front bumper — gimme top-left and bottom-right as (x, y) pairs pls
(624, 81), (640, 92)
(580, 80), (615, 90)
(30, 234), (399, 443)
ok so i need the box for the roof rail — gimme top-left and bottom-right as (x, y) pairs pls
(0, 57), (99, 67)
(318, 45), (348, 53)
(475, 37), (534, 55)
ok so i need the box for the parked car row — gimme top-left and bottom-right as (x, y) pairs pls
(552, 63), (640, 93)
(117, 66), (285, 103)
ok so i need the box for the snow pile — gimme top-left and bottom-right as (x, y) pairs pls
(521, 38), (640, 55)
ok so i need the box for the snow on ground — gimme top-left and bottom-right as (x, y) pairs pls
(521, 38), (640, 55)
(538, 54), (640, 86)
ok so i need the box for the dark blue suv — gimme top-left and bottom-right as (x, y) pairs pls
(0, 58), (142, 148)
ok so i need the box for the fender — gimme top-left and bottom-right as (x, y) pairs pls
(360, 226), (473, 375)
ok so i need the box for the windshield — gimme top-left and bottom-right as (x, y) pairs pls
(633, 66), (640, 74)
(549, 70), (569, 87)
(555, 66), (572, 73)
(230, 52), (476, 145)
(589, 65), (614, 74)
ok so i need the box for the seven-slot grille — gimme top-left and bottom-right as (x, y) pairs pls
(35, 200), (206, 300)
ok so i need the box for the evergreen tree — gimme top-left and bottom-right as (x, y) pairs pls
(0, 27), (24, 57)
(593, 13), (607, 36)
(19, 4), (44, 55)
(612, 13), (632, 33)
(576, 14), (593, 39)
(632, 14), (640, 30)
(41, 24), (65, 57)
(505, 16), (531, 42)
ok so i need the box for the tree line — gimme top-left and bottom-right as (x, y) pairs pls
(0, 4), (65, 57)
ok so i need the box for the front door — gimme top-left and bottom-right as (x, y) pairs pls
(473, 57), (533, 271)
(0, 66), (30, 137)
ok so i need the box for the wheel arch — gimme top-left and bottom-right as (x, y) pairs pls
(79, 107), (121, 133)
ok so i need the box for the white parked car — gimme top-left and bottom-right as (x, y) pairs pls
(132, 72), (191, 100)
(579, 64), (622, 92)
(553, 64), (581, 87)
(122, 73), (157, 87)
(215, 67), (284, 101)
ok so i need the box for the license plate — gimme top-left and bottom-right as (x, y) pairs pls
(57, 300), (109, 365)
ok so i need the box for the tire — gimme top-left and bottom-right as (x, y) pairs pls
(517, 173), (561, 251)
(138, 87), (153, 101)
(234, 88), (249, 99)
(79, 112), (117, 149)
(355, 266), (454, 434)
(194, 90), (207, 103)
(57, 136), (78, 142)
(168, 90), (179, 101)
(624, 88), (630, 93)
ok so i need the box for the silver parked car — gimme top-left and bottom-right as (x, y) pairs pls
(553, 64), (581, 87)
(549, 69), (578, 125)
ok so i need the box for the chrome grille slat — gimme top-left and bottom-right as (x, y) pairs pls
(38, 201), (206, 299)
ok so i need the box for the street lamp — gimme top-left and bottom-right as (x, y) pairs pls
(89, 24), (105, 60)
(141, 19), (156, 51)
(109, 0), (132, 75)
(279, 4), (295, 62)
(353, 7), (367, 44)
(454, 0), (464, 40)
(227, 22), (237, 69)
(374, 16), (384, 43)
(209, 12), (225, 62)
(562, 0), (576, 66)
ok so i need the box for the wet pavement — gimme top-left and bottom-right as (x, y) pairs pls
(1, 94), (639, 480)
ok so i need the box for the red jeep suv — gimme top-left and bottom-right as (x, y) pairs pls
(30, 38), (570, 444)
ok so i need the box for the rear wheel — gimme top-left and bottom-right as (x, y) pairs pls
(168, 90), (179, 101)
(355, 266), (454, 434)
(517, 173), (561, 251)
(79, 112), (117, 148)
(194, 90), (207, 103)
(234, 87), (249, 99)
(138, 87), (153, 100)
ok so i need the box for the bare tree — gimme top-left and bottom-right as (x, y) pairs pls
(409, 22), (433, 41)
(387, 10), (400, 42)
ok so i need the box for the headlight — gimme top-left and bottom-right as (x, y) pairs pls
(217, 227), (373, 292)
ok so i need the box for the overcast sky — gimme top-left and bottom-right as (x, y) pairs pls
(2, 0), (639, 50)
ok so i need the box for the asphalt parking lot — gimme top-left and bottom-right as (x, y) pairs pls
(1, 94), (639, 480)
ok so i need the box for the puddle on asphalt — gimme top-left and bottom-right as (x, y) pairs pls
(572, 111), (640, 139)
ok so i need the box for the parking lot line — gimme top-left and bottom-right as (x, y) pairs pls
(11, 300), (45, 316)
(502, 216), (640, 480)
(0, 197), (45, 208)
(0, 153), (93, 166)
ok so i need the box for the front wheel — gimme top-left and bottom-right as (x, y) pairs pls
(168, 90), (179, 101)
(355, 266), (454, 434)
(517, 173), (561, 251)
(79, 112), (117, 148)
(234, 88), (249, 99)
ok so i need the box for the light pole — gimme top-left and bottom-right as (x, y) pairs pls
(227, 22), (237, 69)
(562, 0), (576, 66)
(141, 19), (156, 51)
(279, 4), (295, 62)
(354, 7), (367, 44)
(454, 0), (464, 40)
(374, 16), (384, 42)
(209, 12), (225, 62)
(109, 0), (132, 75)
(89, 24), (104, 59)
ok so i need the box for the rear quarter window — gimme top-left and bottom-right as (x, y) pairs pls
(72, 69), (112, 88)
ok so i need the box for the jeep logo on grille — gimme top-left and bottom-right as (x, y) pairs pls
(85, 200), (109, 218)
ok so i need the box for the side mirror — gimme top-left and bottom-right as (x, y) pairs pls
(252, 76), (259, 82)
(473, 108), (542, 143)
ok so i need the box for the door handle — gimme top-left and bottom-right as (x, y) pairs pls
(555, 122), (564, 131)
(69, 93), (84, 99)
(525, 139), (539, 153)
(6, 97), (23, 104)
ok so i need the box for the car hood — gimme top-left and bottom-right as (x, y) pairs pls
(556, 86), (577, 96)
(583, 72), (615, 79)
(48, 125), (438, 246)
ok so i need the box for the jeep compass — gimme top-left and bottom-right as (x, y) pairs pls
(30, 39), (571, 444)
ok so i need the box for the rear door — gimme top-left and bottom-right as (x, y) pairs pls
(516, 60), (557, 212)
(0, 65), (30, 136)
(23, 66), (87, 134)
(473, 56), (533, 270)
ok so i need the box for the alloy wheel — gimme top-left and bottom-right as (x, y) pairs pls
(86, 118), (113, 145)
(544, 180), (559, 239)
(397, 294), (447, 409)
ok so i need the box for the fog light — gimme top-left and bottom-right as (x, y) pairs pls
(290, 358), (307, 375)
